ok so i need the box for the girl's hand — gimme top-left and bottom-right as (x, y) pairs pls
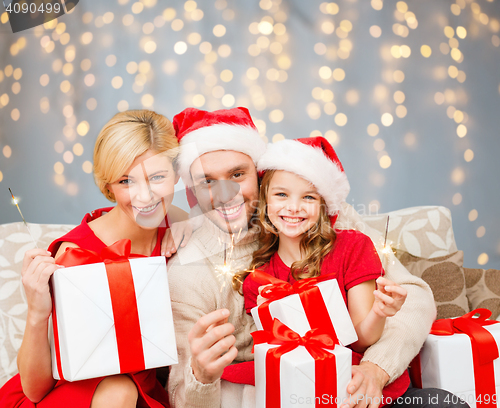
(256, 284), (272, 307)
(161, 220), (193, 257)
(372, 277), (407, 318)
(21, 249), (64, 324)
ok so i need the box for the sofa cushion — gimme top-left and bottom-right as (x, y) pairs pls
(0, 222), (74, 387)
(396, 250), (468, 320)
(463, 267), (500, 320)
(363, 206), (457, 259)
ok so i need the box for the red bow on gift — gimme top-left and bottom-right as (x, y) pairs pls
(52, 239), (146, 380)
(252, 319), (340, 408)
(56, 239), (145, 267)
(430, 308), (498, 365)
(251, 270), (338, 335)
(251, 270), (336, 300)
(410, 309), (498, 408)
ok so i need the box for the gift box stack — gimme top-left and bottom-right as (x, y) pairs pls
(410, 309), (500, 408)
(49, 240), (178, 382)
(250, 272), (357, 408)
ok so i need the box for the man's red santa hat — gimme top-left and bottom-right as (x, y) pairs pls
(173, 107), (266, 204)
(257, 136), (350, 218)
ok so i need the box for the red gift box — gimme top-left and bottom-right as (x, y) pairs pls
(50, 239), (178, 381)
(409, 309), (499, 408)
(250, 271), (357, 345)
(253, 319), (352, 408)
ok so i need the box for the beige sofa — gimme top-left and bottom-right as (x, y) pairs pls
(1, 205), (498, 387)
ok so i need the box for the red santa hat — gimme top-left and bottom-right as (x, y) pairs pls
(173, 107), (266, 195)
(257, 136), (350, 217)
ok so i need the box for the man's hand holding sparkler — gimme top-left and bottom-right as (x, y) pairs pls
(188, 309), (238, 384)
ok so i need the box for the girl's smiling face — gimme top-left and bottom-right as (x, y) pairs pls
(108, 149), (179, 229)
(266, 170), (322, 239)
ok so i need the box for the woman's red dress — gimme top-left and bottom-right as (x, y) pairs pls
(0, 207), (171, 408)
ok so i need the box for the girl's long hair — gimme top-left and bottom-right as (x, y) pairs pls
(233, 169), (337, 293)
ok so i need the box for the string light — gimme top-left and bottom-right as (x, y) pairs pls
(0, 1), (496, 267)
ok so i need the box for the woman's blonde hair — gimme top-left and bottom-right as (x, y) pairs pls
(93, 110), (179, 202)
(233, 169), (337, 293)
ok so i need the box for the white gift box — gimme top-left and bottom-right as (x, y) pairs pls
(420, 323), (500, 408)
(251, 279), (358, 346)
(50, 256), (178, 381)
(255, 342), (352, 408)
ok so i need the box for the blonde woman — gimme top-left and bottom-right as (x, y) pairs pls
(0, 110), (189, 408)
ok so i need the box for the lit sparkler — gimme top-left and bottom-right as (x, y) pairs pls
(215, 228), (243, 292)
(8, 188), (38, 248)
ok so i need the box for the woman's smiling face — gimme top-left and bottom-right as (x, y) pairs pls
(266, 170), (322, 240)
(108, 149), (178, 229)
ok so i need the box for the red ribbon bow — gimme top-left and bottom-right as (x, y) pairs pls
(251, 270), (337, 336)
(252, 319), (340, 407)
(52, 239), (146, 380)
(430, 308), (498, 366)
(410, 309), (498, 408)
(56, 239), (144, 267)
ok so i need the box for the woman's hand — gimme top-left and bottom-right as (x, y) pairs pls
(256, 284), (272, 307)
(21, 249), (64, 324)
(161, 220), (193, 257)
(18, 249), (61, 402)
(372, 277), (407, 318)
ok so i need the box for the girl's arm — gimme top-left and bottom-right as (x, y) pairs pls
(347, 277), (407, 353)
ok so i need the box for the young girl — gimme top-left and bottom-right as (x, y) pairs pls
(238, 136), (410, 399)
(0, 110), (189, 408)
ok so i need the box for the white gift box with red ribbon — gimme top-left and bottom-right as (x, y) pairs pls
(253, 319), (352, 408)
(49, 254), (178, 382)
(411, 309), (500, 408)
(251, 275), (357, 346)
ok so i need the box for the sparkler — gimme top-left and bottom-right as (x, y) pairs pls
(215, 228), (243, 292)
(381, 215), (390, 275)
(223, 242), (227, 268)
(8, 188), (38, 248)
(383, 215), (390, 251)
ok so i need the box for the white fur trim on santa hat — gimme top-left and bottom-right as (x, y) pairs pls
(257, 140), (350, 215)
(178, 124), (266, 185)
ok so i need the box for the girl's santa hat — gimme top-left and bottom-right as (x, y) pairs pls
(173, 107), (266, 192)
(257, 136), (350, 217)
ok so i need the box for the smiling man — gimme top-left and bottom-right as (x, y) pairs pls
(165, 107), (462, 408)
(166, 107), (266, 408)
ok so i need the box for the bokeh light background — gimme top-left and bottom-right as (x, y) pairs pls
(0, 0), (499, 268)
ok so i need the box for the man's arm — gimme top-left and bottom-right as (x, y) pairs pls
(336, 203), (436, 408)
(360, 255), (435, 381)
(344, 255), (436, 408)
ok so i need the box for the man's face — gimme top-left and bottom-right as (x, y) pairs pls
(190, 150), (259, 234)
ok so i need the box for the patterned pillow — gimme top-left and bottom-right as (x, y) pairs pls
(363, 206), (458, 259)
(463, 268), (500, 319)
(396, 250), (469, 320)
(0, 222), (75, 386)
